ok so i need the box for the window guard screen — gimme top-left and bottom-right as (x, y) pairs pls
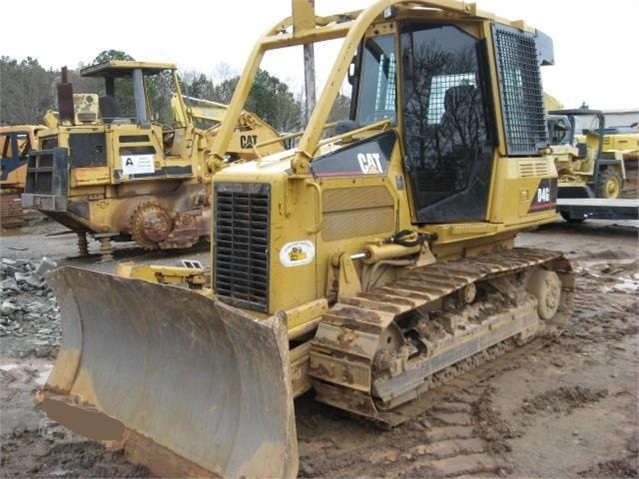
(493, 25), (548, 156)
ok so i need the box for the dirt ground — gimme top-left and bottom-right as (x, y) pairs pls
(0, 213), (637, 478)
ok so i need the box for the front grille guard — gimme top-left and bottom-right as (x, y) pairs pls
(214, 183), (271, 312)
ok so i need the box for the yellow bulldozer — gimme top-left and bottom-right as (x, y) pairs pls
(22, 61), (283, 259)
(38, 1), (575, 477)
(0, 125), (45, 226)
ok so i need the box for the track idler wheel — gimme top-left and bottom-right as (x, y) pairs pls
(129, 203), (173, 250)
(528, 269), (562, 321)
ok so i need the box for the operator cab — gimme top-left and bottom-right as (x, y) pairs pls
(80, 61), (177, 127)
(343, 20), (550, 224)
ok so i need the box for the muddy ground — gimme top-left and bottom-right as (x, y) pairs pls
(0, 213), (637, 478)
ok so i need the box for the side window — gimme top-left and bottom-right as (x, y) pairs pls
(354, 35), (398, 126)
(1, 134), (11, 158)
(18, 133), (32, 159)
(113, 77), (135, 118)
(145, 71), (174, 125)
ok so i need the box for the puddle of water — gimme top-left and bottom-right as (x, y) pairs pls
(613, 278), (639, 291)
(601, 275), (639, 293)
(35, 365), (53, 386)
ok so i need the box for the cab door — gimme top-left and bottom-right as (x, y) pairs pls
(401, 23), (494, 224)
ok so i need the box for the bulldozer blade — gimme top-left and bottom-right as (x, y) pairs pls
(38, 266), (298, 478)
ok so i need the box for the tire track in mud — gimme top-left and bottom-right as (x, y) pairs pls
(297, 382), (510, 478)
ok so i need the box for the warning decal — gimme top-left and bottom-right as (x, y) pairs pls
(121, 154), (155, 175)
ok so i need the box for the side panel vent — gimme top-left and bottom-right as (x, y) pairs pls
(518, 159), (550, 178)
(322, 186), (394, 241)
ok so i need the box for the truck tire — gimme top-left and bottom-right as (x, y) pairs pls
(595, 169), (622, 199)
(560, 211), (585, 223)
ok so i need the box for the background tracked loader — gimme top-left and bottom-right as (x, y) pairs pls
(0, 125), (45, 226)
(22, 61), (283, 259)
(38, 1), (575, 477)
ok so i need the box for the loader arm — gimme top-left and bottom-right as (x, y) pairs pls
(174, 94), (284, 162)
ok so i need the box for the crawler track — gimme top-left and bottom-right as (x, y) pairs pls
(298, 334), (556, 478)
(1, 191), (25, 227)
(308, 247), (574, 424)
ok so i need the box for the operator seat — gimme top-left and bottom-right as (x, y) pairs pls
(434, 84), (484, 194)
(439, 84), (482, 147)
(99, 95), (122, 123)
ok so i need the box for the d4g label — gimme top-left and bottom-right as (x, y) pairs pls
(528, 178), (558, 213)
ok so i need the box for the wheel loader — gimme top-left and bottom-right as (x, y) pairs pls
(38, 1), (575, 477)
(547, 109), (628, 201)
(22, 61), (283, 258)
(0, 125), (45, 226)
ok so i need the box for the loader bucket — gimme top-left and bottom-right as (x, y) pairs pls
(38, 266), (298, 478)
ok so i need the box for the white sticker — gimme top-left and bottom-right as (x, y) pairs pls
(121, 154), (155, 175)
(279, 240), (315, 267)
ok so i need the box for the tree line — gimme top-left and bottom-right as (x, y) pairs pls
(0, 50), (320, 134)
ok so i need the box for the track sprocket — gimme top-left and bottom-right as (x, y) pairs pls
(129, 203), (173, 250)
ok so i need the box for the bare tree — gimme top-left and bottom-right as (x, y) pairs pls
(179, 70), (216, 100)
(0, 56), (56, 125)
(211, 62), (236, 85)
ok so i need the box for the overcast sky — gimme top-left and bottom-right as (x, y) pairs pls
(3, 0), (638, 111)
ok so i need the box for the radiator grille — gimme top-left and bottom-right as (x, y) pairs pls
(24, 146), (68, 200)
(27, 150), (54, 193)
(41, 136), (58, 150)
(28, 136), (57, 170)
(33, 172), (53, 194)
(26, 136), (57, 193)
(214, 183), (270, 312)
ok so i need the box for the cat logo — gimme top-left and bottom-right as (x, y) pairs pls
(240, 135), (258, 149)
(357, 152), (383, 174)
